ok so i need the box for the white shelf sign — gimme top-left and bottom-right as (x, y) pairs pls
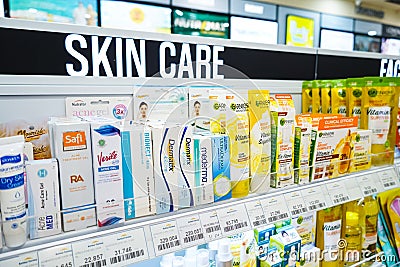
(104, 228), (149, 265)
(284, 191), (308, 217)
(199, 210), (222, 242)
(177, 215), (205, 248)
(326, 181), (351, 205)
(150, 220), (181, 256)
(38, 244), (74, 267)
(245, 200), (268, 228)
(72, 237), (106, 267)
(2, 252), (39, 267)
(379, 168), (399, 190)
(217, 204), (251, 236)
(357, 174), (379, 196)
(261, 195), (290, 223)
(302, 185), (328, 211)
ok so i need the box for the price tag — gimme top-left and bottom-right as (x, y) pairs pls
(302, 186), (328, 211)
(357, 174), (379, 197)
(104, 228), (149, 265)
(217, 204), (251, 236)
(245, 200), (268, 228)
(261, 195), (290, 223)
(326, 181), (351, 205)
(38, 244), (74, 267)
(379, 168), (399, 190)
(2, 252), (38, 267)
(72, 237), (106, 267)
(345, 178), (363, 201)
(199, 210), (222, 242)
(176, 215), (205, 248)
(150, 220), (181, 256)
(284, 191), (308, 217)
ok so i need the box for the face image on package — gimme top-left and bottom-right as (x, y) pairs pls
(189, 86), (212, 132)
(0, 118), (51, 159)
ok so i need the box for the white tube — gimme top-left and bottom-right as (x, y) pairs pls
(0, 135), (27, 247)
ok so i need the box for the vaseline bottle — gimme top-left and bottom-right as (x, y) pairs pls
(343, 211), (362, 266)
(317, 205), (343, 267)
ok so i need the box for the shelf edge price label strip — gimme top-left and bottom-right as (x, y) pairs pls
(104, 228), (149, 265)
(38, 244), (74, 267)
(150, 220), (181, 256)
(284, 190), (308, 217)
(357, 174), (379, 197)
(72, 237), (107, 267)
(261, 194), (291, 223)
(378, 168), (399, 190)
(199, 210), (223, 242)
(217, 204), (251, 237)
(176, 214), (205, 248)
(326, 181), (351, 206)
(344, 176), (363, 201)
(245, 200), (268, 228)
(301, 185), (328, 212)
(1, 252), (39, 266)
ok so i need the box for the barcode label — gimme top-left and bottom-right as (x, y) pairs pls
(384, 182), (396, 188)
(308, 202), (326, 211)
(157, 240), (180, 251)
(183, 233), (204, 243)
(268, 213), (289, 223)
(253, 218), (267, 227)
(333, 196), (350, 204)
(363, 188), (378, 195)
(223, 222), (248, 232)
(110, 250), (145, 264)
(205, 225), (221, 233)
(291, 208), (308, 216)
(80, 260), (107, 267)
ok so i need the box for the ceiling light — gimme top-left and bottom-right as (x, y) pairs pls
(368, 30), (377, 36)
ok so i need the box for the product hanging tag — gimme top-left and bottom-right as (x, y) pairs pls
(199, 210), (222, 242)
(326, 181), (351, 205)
(72, 237), (106, 267)
(357, 174), (379, 197)
(302, 185), (328, 211)
(104, 228), (149, 265)
(245, 200), (268, 228)
(217, 204), (251, 236)
(176, 215), (205, 248)
(150, 220), (181, 257)
(378, 168), (399, 190)
(284, 191), (309, 217)
(261, 195), (290, 223)
(38, 244), (74, 267)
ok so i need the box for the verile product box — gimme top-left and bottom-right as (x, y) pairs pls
(293, 115), (312, 185)
(291, 212), (316, 247)
(121, 123), (155, 220)
(193, 134), (214, 205)
(269, 227), (301, 267)
(65, 97), (133, 121)
(51, 120), (96, 231)
(26, 159), (62, 239)
(209, 89), (227, 134)
(151, 123), (180, 214)
(349, 129), (372, 172)
(189, 87), (211, 132)
(211, 134), (231, 202)
(88, 118), (125, 227)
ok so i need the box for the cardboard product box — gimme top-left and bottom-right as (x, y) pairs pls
(211, 134), (231, 202)
(294, 115), (312, 185)
(349, 129), (372, 172)
(188, 86), (211, 132)
(269, 227), (302, 267)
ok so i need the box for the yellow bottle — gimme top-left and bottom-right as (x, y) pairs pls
(317, 205), (343, 267)
(343, 211), (362, 266)
(338, 130), (352, 175)
(360, 196), (379, 256)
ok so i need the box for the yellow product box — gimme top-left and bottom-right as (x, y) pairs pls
(331, 79), (347, 116)
(310, 116), (358, 181)
(349, 129), (372, 172)
(320, 80), (333, 114)
(209, 89), (227, 134)
(248, 89), (271, 194)
(311, 81), (322, 114)
(361, 77), (399, 166)
(302, 81), (313, 113)
(346, 78), (364, 128)
(270, 94), (295, 188)
(294, 115), (312, 185)
(226, 91), (250, 198)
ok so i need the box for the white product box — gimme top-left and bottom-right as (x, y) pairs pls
(189, 86), (211, 132)
(193, 134), (214, 206)
(51, 121), (96, 231)
(133, 86), (188, 123)
(209, 89), (226, 134)
(65, 97), (132, 121)
(89, 118), (125, 227)
(121, 122), (155, 219)
(26, 159), (62, 239)
(150, 123), (180, 214)
(210, 134), (231, 202)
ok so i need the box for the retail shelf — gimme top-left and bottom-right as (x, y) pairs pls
(0, 165), (398, 265)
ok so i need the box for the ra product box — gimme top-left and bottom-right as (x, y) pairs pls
(26, 159), (62, 239)
(51, 120), (96, 231)
(270, 94), (295, 188)
(310, 116), (358, 181)
(294, 115), (312, 185)
(349, 129), (372, 172)
(189, 86), (211, 132)
(133, 86), (188, 123)
(291, 212), (316, 247)
(269, 227), (302, 267)
(121, 123), (155, 220)
(248, 90), (271, 193)
(209, 88), (227, 134)
(65, 97), (132, 121)
(88, 118), (125, 227)
(211, 134), (231, 202)
(193, 134), (214, 205)
(151, 123), (180, 214)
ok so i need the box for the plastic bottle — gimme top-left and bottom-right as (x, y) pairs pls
(360, 196), (379, 255)
(160, 253), (175, 267)
(343, 211), (362, 266)
(317, 205), (343, 267)
(208, 240), (219, 266)
(197, 249), (210, 267)
(216, 238), (233, 267)
(239, 241), (250, 267)
(184, 246), (198, 267)
(173, 256), (185, 267)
